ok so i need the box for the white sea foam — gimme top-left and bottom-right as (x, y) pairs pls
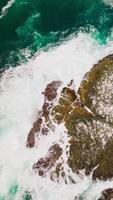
(0, 32), (113, 199)
(0, 0), (15, 19)
(103, 0), (113, 7)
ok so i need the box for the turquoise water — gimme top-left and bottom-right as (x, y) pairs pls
(0, 0), (113, 69)
(0, 184), (32, 200)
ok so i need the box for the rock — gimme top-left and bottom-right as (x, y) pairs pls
(77, 54), (113, 178)
(52, 55), (113, 177)
(26, 118), (42, 148)
(26, 81), (62, 148)
(33, 143), (63, 177)
(42, 81), (62, 120)
(42, 81), (62, 102)
(67, 112), (113, 175)
(27, 54), (113, 181)
(52, 85), (77, 124)
(98, 188), (113, 200)
(93, 140), (113, 180)
(52, 79), (113, 175)
(79, 54), (113, 124)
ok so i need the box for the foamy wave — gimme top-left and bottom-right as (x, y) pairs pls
(0, 32), (113, 199)
(103, 0), (113, 7)
(0, 0), (15, 19)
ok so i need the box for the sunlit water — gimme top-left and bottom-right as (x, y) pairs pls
(1, 0), (113, 200)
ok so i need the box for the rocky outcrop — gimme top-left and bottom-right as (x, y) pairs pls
(52, 85), (77, 124)
(78, 54), (113, 179)
(27, 54), (113, 182)
(98, 189), (113, 200)
(93, 140), (113, 180)
(79, 54), (113, 124)
(26, 81), (62, 148)
(33, 143), (63, 176)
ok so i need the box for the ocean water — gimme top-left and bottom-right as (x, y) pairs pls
(0, 0), (113, 69)
(1, 0), (113, 200)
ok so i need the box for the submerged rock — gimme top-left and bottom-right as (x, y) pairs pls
(27, 54), (113, 182)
